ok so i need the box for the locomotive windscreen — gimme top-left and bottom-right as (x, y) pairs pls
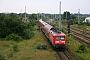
(56, 36), (64, 40)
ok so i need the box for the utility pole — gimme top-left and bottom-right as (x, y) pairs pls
(55, 14), (56, 18)
(43, 13), (45, 19)
(86, 14), (87, 17)
(37, 11), (38, 20)
(40, 13), (42, 19)
(25, 6), (26, 21)
(20, 9), (22, 18)
(59, 1), (61, 31)
(78, 9), (80, 24)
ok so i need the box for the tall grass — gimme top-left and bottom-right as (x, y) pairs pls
(66, 34), (90, 60)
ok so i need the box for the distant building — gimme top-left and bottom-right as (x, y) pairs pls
(83, 17), (90, 22)
(22, 18), (29, 22)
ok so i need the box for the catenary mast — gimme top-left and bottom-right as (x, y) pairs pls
(25, 6), (26, 21)
(59, 1), (61, 31)
(78, 9), (80, 24)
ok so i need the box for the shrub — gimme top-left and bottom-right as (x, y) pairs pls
(13, 43), (19, 52)
(76, 44), (87, 53)
(62, 28), (67, 34)
(0, 54), (6, 60)
(5, 33), (22, 42)
(86, 22), (90, 26)
(8, 52), (14, 58)
(36, 42), (47, 50)
(20, 57), (32, 60)
(23, 29), (34, 39)
(79, 22), (90, 26)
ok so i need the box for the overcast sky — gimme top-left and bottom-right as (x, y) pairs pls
(0, 0), (90, 14)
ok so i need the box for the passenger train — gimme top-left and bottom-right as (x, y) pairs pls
(38, 19), (66, 49)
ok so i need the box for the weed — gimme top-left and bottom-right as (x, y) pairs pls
(2, 44), (10, 47)
(76, 44), (87, 53)
(20, 57), (32, 60)
(36, 42), (47, 50)
(13, 43), (19, 52)
(8, 52), (14, 58)
(0, 54), (6, 60)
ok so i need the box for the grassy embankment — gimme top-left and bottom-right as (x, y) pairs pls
(66, 24), (90, 60)
(0, 25), (57, 60)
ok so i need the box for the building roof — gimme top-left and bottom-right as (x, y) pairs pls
(83, 17), (90, 22)
(85, 17), (90, 19)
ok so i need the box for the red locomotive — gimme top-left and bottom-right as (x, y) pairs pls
(38, 19), (66, 49)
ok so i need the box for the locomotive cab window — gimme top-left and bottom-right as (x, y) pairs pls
(61, 36), (65, 40)
(56, 36), (64, 40)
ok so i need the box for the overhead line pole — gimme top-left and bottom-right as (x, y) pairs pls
(37, 11), (38, 20)
(20, 9), (22, 18)
(78, 9), (80, 24)
(25, 6), (26, 21)
(59, 1), (61, 31)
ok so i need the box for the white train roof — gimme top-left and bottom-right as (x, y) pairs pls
(39, 19), (64, 34)
(39, 19), (54, 29)
(45, 24), (53, 29)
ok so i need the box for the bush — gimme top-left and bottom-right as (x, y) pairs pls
(8, 52), (14, 58)
(5, 33), (22, 42)
(62, 28), (67, 34)
(79, 22), (90, 26)
(76, 44), (87, 53)
(0, 54), (6, 60)
(13, 43), (19, 52)
(36, 42), (47, 50)
(23, 29), (34, 39)
(20, 57), (32, 60)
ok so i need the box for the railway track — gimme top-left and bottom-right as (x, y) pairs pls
(71, 27), (90, 36)
(63, 26), (90, 48)
(63, 26), (90, 41)
(70, 33), (90, 48)
(56, 50), (75, 60)
(71, 29), (90, 41)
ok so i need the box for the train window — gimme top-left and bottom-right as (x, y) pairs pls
(60, 36), (64, 40)
(56, 36), (64, 40)
(56, 36), (61, 40)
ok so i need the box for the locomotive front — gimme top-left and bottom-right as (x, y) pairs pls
(53, 33), (66, 49)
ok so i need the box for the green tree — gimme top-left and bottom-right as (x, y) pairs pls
(0, 13), (23, 38)
(70, 14), (76, 20)
(63, 11), (70, 20)
(29, 14), (37, 20)
(0, 13), (35, 39)
(0, 13), (5, 20)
